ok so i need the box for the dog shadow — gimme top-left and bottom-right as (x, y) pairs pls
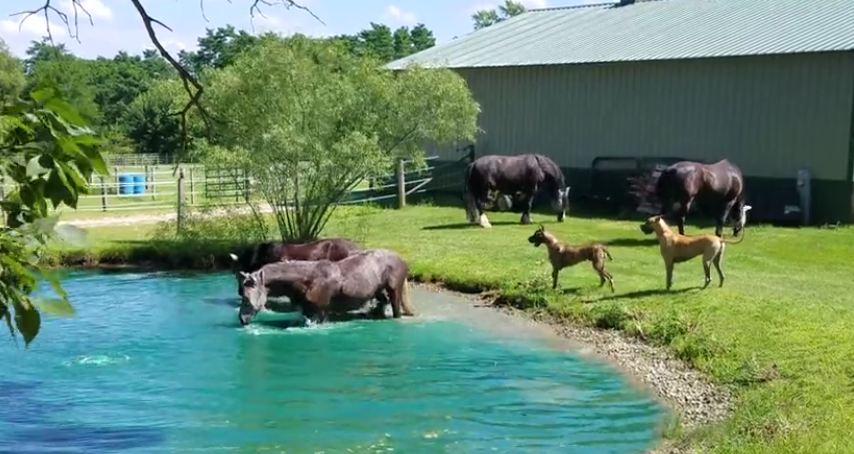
(592, 286), (703, 302)
(602, 238), (659, 247)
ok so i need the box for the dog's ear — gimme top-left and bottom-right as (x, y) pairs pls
(538, 223), (544, 231)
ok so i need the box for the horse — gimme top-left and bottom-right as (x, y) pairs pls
(463, 153), (570, 228)
(237, 249), (415, 326)
(654, 159), (752, 237)
(228, 238), (362, 297)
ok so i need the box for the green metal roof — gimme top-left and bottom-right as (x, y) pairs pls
(387, 0), (854, 69)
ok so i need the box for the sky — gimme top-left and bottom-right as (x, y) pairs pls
(0, 0), (598, 58)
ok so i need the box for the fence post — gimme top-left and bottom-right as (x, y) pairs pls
(177, 167), (185, 234)
(113, 167), (119, 195)
(144, 164), (150, 191)
(0, 174), (5, 201)
(189, 167), (195, 206)
(243, 168), (250, 202)
(100, 176), (108, 212)
(396, 158), (406, 209)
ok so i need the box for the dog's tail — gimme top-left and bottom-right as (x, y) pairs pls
(722, 227), (747, 245)
(399, 278), (416, 316)
(602, 246), (613, 261)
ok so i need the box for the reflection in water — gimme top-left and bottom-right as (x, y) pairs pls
(1, 271), (664, 453)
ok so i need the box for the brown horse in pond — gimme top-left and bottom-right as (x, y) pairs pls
(655, 159), (751, 238)
(237, 249), (415, 326)
(228, 238), (361, 297)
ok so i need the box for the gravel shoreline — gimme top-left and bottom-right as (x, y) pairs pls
(416, 282), (733, 453)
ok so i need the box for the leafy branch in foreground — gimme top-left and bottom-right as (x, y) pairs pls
(1, 84), (107, 346)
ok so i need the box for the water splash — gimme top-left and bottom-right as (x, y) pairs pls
(64, 354), (131, 367)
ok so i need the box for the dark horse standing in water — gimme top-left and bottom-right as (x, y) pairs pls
(464, 153), (570, 228)
(655, 159), (752, 237)
(228, 238), (361, 297)
(237, 249), (415, 326)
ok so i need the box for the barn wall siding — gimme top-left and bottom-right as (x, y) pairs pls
(449, 52), (854, 182)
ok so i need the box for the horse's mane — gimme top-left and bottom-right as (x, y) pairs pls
(532, 154), (566, 191)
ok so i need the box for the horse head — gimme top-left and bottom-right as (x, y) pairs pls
(731, 202), (752, 237)
(528, 224), (548, 247)
(551, 186), (571, 222)
(238, 269), (268, 326)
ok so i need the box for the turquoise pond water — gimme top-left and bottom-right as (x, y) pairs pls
(1, 271), (664, 453)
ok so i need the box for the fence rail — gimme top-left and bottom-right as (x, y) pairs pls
(1, 151), (476, 220)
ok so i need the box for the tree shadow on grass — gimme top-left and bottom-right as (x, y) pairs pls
(591, 286), (703, 303)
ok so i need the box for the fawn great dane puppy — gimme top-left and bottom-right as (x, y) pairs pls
(640, 211), (749, 290)
(528, 225), (614, 292)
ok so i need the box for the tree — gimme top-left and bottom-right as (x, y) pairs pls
(203, 37), (479, 241)
(1, 84), (108, 346)
(24, 41), (100, 122)
(473, 0), (527, 29)
(409, 24), (436, 52)
(358, 23), (395, 62)
(123, 80), (185, 155)
(178, 25), (260, 75)
(0, 42), (25, 103)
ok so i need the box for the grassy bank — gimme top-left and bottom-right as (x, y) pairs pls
(51, 205), (853, 453)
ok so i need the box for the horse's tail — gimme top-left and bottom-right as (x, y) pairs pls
(399, 278), (416, 316)
(463, 162), (477, 222)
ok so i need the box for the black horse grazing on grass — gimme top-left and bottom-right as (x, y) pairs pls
(655, 159), (752, 237)
(228, 238), (361, 297)
(237, 249), (415, 326)
(464, 153), (570, 228)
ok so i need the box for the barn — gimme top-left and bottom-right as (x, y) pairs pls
(388, 0), (854, 224)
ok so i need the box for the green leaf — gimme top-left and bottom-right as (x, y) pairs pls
(33, 298), (75, 317)
(13, 300), (40, 347)
(46, 169), (73, 208)
(30, 86), (57, 104)
(43, 97), (86, 126)
(83, 148), (109, 175)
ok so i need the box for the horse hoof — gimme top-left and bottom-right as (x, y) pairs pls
(478, 214), (492, 228)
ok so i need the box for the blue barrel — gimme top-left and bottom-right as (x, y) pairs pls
(118, 174), (134, 195)
(132, 174), (145, 195)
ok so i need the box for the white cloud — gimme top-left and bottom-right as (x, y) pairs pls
(520, 0), (549, 8)
(61, 0), (113, 21)
(0, 17), (63, 37)
(383, 5), (418, 26)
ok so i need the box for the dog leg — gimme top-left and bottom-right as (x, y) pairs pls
(552, 268), (559, 290)
(665, 260), (674, 290)
(714, 247), (726, 287)
(702, 260), (712, 288)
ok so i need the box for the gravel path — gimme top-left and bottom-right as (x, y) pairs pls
(58, 205), (274, 228)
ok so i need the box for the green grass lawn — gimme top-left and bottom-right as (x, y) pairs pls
(52, 204), (854, 453)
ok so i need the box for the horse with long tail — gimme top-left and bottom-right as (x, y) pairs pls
(655, 159), (751, 238)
